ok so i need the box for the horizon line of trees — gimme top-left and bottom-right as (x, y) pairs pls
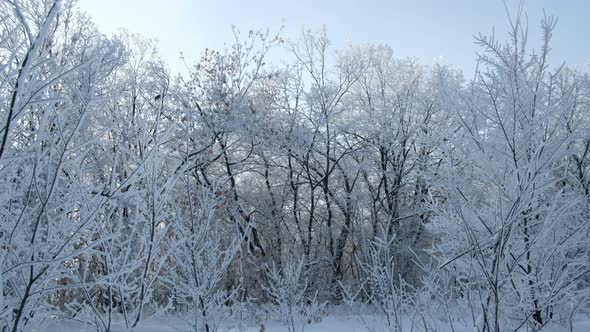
(0, 1), (589, 331)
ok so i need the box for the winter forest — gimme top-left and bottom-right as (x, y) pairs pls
(1, 0), (589, 331)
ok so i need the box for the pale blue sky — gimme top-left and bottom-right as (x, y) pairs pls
(78, 0), (589, 77)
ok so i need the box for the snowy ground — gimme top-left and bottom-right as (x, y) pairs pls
(37, 312), (590, 332)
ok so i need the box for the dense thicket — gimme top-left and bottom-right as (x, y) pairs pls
(0, 1), (588, 331)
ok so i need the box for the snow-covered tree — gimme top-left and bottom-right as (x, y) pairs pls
(433, 11), (590, 331)
(263, 258), (325, 332)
